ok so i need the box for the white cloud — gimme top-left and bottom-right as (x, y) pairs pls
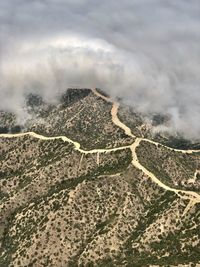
(0, 0), (200, 139)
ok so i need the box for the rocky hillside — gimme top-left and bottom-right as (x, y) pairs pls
(0, 88), (200, 267)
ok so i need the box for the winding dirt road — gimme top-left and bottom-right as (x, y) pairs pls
(1, 88), (200, 215)
(92, 88), (200, 213)
(0, 132), (131, 155)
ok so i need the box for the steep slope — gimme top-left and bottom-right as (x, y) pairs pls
(0, 88), (200, 267)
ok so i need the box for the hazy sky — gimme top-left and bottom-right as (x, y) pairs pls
(0, 0), (200, 139)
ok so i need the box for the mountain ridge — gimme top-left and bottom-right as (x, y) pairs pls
(0, 88), (200, 266)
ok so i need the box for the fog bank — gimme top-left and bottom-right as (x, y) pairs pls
(1, 0), (200, 139)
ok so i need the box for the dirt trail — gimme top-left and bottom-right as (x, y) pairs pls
(130, 138), (200, 204)
(142, 137), (200, 154)
(111, 102), (135, 138)
(0, 132), (131, 155)
(92, 88), (135, 138)
(0, 132), (80, 149)
(1, 88), (200, 215)
(91, 88), (113, 103)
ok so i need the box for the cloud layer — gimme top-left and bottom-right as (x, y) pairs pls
(0, 0), (200, 139)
